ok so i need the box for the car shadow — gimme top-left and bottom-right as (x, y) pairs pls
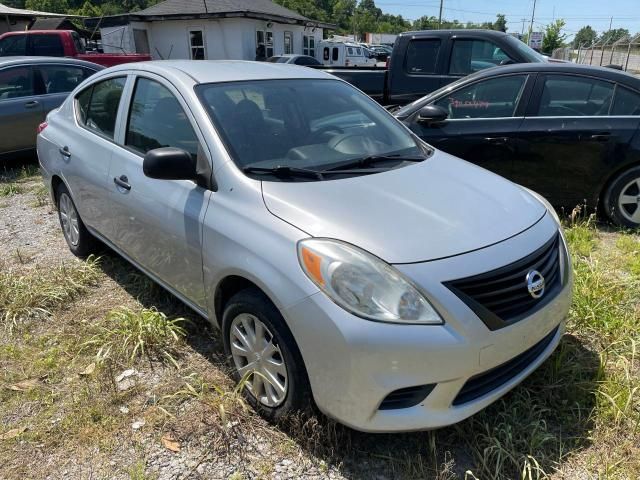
(96, 251), (600, 479)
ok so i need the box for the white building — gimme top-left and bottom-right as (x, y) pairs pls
(85, 0), (334, 61)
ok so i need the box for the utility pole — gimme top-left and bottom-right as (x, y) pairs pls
(438, 0), (443, 29)
(521, 18), (526, 35)
(529, 0), (537, 39)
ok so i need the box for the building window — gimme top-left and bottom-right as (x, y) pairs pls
(284, 31), (293, 55)
(189, 29), (205, 60)
(256, 30), (274, 59)
(303, 35), (315, 57)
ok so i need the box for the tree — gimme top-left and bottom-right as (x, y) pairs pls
(25, 0), (69, 13)
(542, 19), (566, 54)
(599, 28), (630, 44)
(573, 25), (597, 48)
(493, 14), (507, 32)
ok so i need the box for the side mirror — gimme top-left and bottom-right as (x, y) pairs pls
(500, 58), (516, 66)
(143, 147), (196, 181)
(417, 105), (448, 125)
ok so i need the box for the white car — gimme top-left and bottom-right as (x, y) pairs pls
(37, 61), (572, 432)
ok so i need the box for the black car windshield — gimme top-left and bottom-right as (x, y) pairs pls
(196, 79), (427, 180)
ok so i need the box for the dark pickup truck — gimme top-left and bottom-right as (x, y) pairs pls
(317, 30), (547, 106)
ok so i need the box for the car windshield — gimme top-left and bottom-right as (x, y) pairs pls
(196, 79), (427, 180)
(503, 35), (546, 63)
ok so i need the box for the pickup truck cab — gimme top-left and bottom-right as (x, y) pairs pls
(0, 30), (151, 68)
(318, 30), (545, 106)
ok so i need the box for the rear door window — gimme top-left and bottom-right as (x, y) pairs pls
(125, 77), (199, 160)
(0, 66), (35, 100)
(30, 34), (65, 57)
(434, 75), (527, 119)
(536, 75), (614, 117)
(0, 35), (27, 56)
(405, 39), (441, 74)
(449, 39), (513, 75)
(38, 65), (95, 94)
(76, 77), (127, 139)
(611, 86), (640, 115)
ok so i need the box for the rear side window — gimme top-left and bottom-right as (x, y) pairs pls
(76, 77), (126, 139)
(332, 48), (339, 61)
(71, 32), (85, 54)
(536, 75), (614, 117)
(0, 35), (27, 56)
(38, 65), (94, 94)
(126, 78), (199, 160)
(323, 48), (329, 61)
(30, 34), (64, 57)
(0, 66), (35, 100)
(611, 86), (640, 115)
(405, 39), (441, 74)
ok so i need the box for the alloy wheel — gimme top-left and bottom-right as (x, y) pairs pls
(617, 177), (640, 224)
(59, 193), (80, 246)
(229, 313), (288, 407)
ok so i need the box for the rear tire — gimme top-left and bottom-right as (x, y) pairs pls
(55, 183), (97, 257)
(222, 287), (312, 421)
(604, 166), (640, 228)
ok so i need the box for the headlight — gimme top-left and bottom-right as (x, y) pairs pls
(297, 238), (443, 324)
(524, 187), (560, 224)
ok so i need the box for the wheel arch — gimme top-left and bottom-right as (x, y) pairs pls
(213, 275), (278, 330)
(597, 159), (640, 214)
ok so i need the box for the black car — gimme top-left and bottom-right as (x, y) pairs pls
(395, 63), (640, 227)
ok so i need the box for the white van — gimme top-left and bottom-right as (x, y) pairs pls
(317, 41), (376, 67)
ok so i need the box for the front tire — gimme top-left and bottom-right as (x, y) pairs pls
(55, 183), (97, 257)
(222, 287), (312, 421)
(604, 166), (640, 228)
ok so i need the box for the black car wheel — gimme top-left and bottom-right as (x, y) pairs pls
(222, 287), (312, 421)
(55, 183), (98, 257)
(604, 166), (640, 228)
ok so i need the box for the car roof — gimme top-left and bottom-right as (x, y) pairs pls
(104, 60), (333, 83)
(468, 62), (640, 89)
(400, 29), (510, 39)
(0, 56), (103, 69)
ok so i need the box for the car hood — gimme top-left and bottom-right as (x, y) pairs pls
(261, 152), (547, 264)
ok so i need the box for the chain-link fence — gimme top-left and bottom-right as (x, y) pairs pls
(574, 34), (640, 74)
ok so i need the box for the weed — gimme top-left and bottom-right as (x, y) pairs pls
(85, 307), (187, 365)
(0, 183), (24, 197)
(0, 257), (101, 331)
(31, 184), (50, 207)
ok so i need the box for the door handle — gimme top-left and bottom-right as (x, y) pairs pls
(114, 175), (131, 191)
(24, 100), (39, 109)
(590, 133), (611, 141)
(59, 146), (71, 158)
(484, 137), (509, 145)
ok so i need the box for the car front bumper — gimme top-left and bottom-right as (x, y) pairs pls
(283, 213), (572, 432)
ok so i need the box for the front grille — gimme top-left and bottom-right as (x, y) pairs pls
(379, 384), (435, 410)
(445, 233), (563, 330)
(452, 326), (559, 406)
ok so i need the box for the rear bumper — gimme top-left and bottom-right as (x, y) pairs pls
(283, 214), (572, 432)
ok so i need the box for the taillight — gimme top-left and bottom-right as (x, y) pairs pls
(37, 122), (48, 134)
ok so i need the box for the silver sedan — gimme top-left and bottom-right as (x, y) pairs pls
(37, 61), (572, 432)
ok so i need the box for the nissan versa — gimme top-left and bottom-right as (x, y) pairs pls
(37, 61), (573, 432)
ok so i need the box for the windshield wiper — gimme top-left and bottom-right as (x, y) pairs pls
(243, 166), (324, 180)
(323, 154), (427, 172)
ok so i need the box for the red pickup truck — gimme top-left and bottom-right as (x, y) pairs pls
(0, 30), (151, 67)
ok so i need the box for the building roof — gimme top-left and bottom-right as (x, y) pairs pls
(84, 0), (335, 29)
(100, 60), (334, 84)
(0, 2), (70, 17)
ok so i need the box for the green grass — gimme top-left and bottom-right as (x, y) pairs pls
(84, 307), (187, 365)
(0, 183), (24, 197)
(0, 257), (101, 331)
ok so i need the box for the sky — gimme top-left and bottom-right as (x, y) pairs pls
(375, 0), (640, 41)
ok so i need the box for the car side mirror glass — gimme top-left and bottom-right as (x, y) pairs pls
(417, 105), (448, 125)
(143, 147), (197, 181)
